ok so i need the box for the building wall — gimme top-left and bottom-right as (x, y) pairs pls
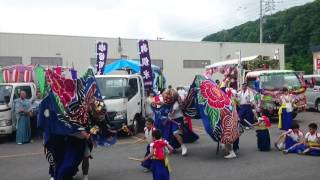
(0, 33), (285, 87)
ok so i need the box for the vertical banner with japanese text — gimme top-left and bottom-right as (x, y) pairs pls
(96, 42), (108, 75)
(138, 40), (153, 92)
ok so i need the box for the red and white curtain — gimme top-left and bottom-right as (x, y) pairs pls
(12, 68), (19, 82)
(2, 65), (34, 83)
(24, 70), (32, 82)
(3, 70), (10, 83)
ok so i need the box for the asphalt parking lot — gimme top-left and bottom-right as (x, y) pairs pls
(0, 111), (320, 180)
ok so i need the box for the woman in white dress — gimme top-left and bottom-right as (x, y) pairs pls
(279, 87), (294, 131)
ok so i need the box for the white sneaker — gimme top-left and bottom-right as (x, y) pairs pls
(181, 144), (188, 156)
(278, 143), (284, 150)
(83, 175), (88, 180)
(224, 151), (237, 159)
(49, 177), (54, 180)
(274, 142), (283, 151)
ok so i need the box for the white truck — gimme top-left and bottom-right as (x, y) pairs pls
(95, 74), (146, 135)
(0, 83), (37, 136)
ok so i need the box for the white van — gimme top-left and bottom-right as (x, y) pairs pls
(95, 74), (146, 135)
(0, 83), (37, 135)
(304, 75), (320, 111)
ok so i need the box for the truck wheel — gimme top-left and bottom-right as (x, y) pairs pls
(316, 99), (320, 112)
(131, 117), (139, 135)
(138, 117), (146, 132)
(9, 131), (16, 141)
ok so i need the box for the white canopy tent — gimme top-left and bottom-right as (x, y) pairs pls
(205, 55), (260, 69)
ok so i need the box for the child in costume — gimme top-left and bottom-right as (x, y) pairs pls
(146, 92), (155, 119)
(237, 83), (255, 129)
(142, 129), (174, 180)
(274, 123), (304, 151)
(171, 89), (190, 156)
(302, 123), (320, 155)
(253, 113), (271, 151)
(141, 118), (156, 172)
(161, 89), (198, 156)
(284, 123), (320, 155)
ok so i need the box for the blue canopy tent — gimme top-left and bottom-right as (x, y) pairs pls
(103, 59), (162, 93)
(103, 59), (161, 74)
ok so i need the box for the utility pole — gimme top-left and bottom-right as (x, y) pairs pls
(236, 50), (242, 89)
(260, 0), (263, 44)
(260, 0), (276, 44)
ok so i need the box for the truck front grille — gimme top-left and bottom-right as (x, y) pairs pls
(107, 112), (117, 121)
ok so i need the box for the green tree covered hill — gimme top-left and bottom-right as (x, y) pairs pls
(203, 0), (320, 74)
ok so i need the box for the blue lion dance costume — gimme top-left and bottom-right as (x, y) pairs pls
(38, 69), (116, 180)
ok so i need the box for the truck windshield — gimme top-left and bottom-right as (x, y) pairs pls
(96, 77), (128, 99)
(0, 85), (13, 104)
(260, 72), (302, 90)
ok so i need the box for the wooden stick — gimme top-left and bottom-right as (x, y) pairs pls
(128, 157), (143, 162)
(243, 119), (254, 127)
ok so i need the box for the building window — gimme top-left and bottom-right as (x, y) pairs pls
(151, 59), (163, 69)
(90, 58), (121, 67)
(0, 56), (22, 66)
(183, 60), (211, 68)
(31, 57), (63, 66)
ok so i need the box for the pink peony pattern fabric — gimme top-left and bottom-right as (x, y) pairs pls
(184, 75), (240, 144)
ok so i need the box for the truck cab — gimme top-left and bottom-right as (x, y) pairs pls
(95, 74), (145, 134)
(0, 83), (36, 135)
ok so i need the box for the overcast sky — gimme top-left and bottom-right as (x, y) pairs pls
(0, 0), (314, 41)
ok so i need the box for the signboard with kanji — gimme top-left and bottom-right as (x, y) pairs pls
(138, 40), (153, 92)
(96, 42), (108, 75)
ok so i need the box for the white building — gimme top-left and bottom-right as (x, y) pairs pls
(0, 33), (285, 87)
